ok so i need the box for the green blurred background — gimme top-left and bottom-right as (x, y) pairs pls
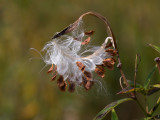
(0, 0), (160, 120)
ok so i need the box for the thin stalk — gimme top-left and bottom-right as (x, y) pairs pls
(149, 97), (160, 116)
(134, 54), (138, 96)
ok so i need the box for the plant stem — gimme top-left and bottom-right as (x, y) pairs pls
(149, 97), (160, 116)
(117, 56), (129, 88)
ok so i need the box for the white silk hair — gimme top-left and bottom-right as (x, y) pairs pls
(42, 22), (113, 84)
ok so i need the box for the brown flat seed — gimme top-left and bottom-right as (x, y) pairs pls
(59, 82), (67, 91)
(84, 71), (92, 81)
(81, 37), (91, 45)
(105, 49), (118, 56)
(103, 58), (116, 70)
(47, 64), (53, 73)
(68, 82), (76, 93)
(84, 81), (94, 91)
(76, 61), (85, 72)
(85, 30), (95, 36)
(95, 65), (105, 78)
(51, 74), (56, 81)
(57, 76), (67, 91)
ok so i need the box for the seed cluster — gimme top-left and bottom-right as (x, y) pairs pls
(46, 30), (117, 92)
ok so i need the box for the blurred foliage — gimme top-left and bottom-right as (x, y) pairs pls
(0, 0), (160, 120)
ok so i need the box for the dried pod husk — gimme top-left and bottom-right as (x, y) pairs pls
(85, 30), (95, 36)
(103, 58), (116, 70)
(84, 81), (94, 91)
(95, 65), (105, 78)
(51, 74), (57, 81)
(57, 76), (67, 91)
(76, 61), (86, 72)
(81, 37), (91, 45)
(68, 81), (76, 93)
(82, 74), (93, 91)
(84, 71), (92, 81)
(105, 42), (112, 49)
(47, 64), (53, 73)
(105, 49), (118, 56)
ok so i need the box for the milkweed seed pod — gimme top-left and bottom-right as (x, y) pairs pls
(42, 12), (117, 92)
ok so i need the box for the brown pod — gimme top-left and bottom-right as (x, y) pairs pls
(57, 76), (67, 91)
(47, 64), (53, 73)
(81, 37), (91, 45)
(76, 61), (86, 72)
(105, 49), (118, 56)
(103, 58), (116, 70)
(84, 71), (92, 81)
(84, 30), (95, 36)
(68, 81), (76, 93)
(51, 74), (57, 81)
(84, 81), (94, 91)
(95, 65), (105, 78)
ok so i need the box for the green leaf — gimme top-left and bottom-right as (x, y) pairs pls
(147, 115), (160, 120)
(147, 84), (160, 96)
(93, 98), (133, 120)
(144, 117), (152, 120)
(148, 44), (160, 53)
(111, 109), (119, 120)
(149, 97), (160, 116)
(144, 65), (157, 89)
(117, 87), (146, 95)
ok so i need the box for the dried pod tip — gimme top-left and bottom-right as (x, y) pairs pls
(103, 58), (116, 70)
(68, 81), (76, 93)
(105, 49), (118, 56)
(81, 37), (91, 45)
(95, 65), (105, 78)
(57, 76), (67, 91)
(51, 75), (56, 81)
(105, 42), (113, 48)
(84, 71), (92, 81)
(84, 30), (95, 36)
(84, 81), (94, 91)
(76, 61), (86, 72)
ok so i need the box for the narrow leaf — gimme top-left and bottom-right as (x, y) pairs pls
(148, 114), (160, 120)
(144, 65), (157, 89)
(117, 87), (145, 95)
(111, 109), (119, 120)
(149, 97), (160, 116)
(148, 44), (160, 53)
(93, 98), (133, 120)
(147, 84), (160, 96)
